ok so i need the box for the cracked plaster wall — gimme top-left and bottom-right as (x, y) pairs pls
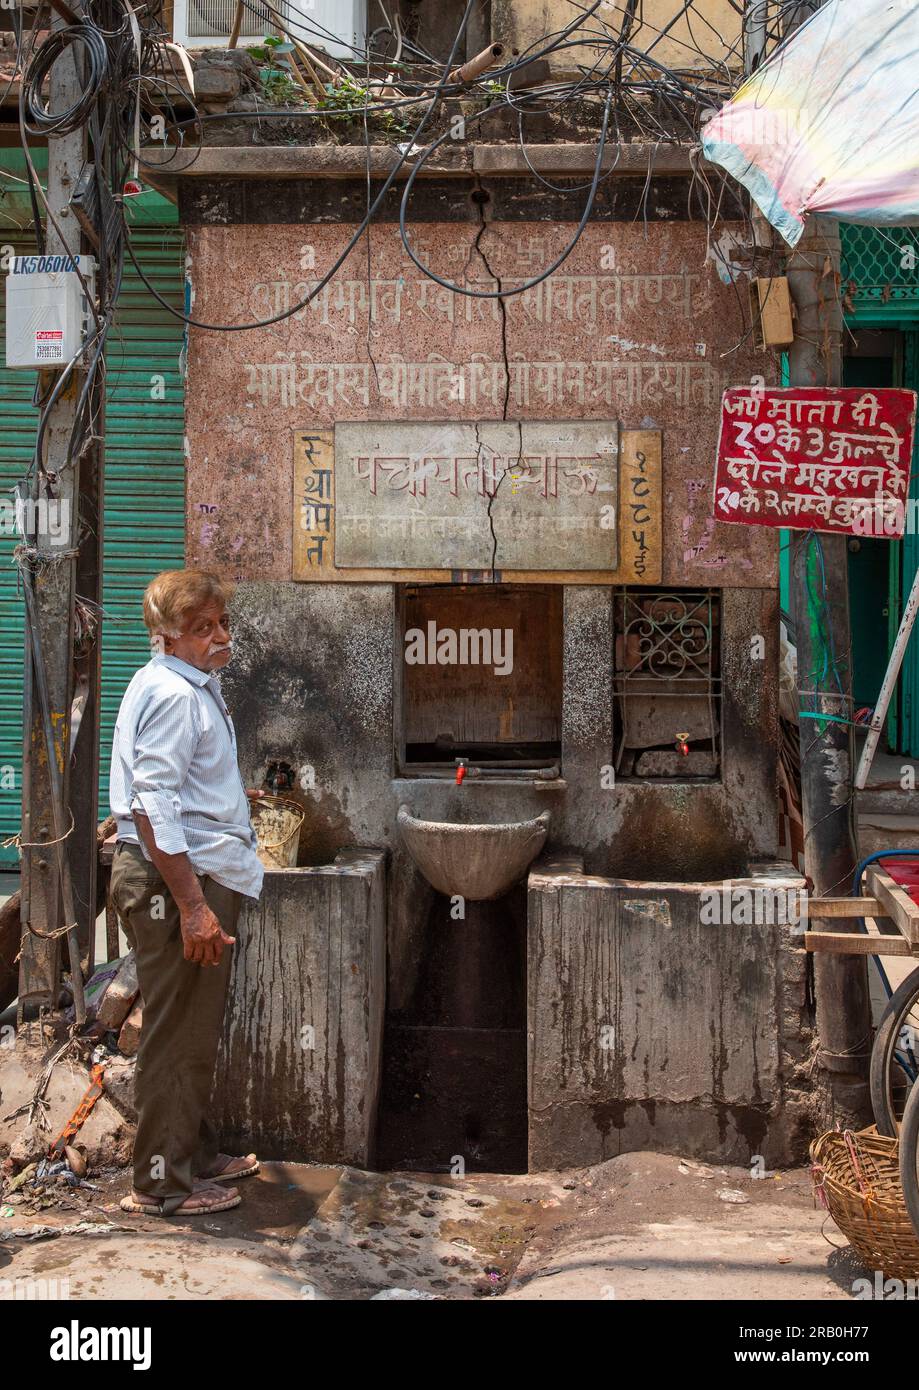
(180, 191), (782, 1009)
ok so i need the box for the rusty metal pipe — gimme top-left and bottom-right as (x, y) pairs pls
(449, 43), (505, 86)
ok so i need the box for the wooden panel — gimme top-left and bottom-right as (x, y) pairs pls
(292, 427), (662, 583)
(401, 586), (562, 750)
(805, 930), (916, 957)
(807, 896), (884, 918)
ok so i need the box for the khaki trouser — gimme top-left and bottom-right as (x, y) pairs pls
(109, 840), (242, 1206)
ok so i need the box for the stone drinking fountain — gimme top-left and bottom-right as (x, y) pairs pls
(396, 805), (551, 900)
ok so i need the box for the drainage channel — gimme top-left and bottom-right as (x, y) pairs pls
(377, 886), (528, 1174)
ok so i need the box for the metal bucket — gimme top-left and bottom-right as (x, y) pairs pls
(248, 794), (304, 869)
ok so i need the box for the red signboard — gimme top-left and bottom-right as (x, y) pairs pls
(713, 387), (917, 537)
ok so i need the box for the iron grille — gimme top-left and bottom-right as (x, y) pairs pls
(612, 588), (721, 779)
(841, 224), (919, 310)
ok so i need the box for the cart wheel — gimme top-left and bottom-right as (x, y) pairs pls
(899, 1080), (919, 1239)
(870, 966), (919, 1136)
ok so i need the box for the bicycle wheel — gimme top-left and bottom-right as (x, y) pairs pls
(899, 1078), (919, 1239)
(870, 965), (919, 1136)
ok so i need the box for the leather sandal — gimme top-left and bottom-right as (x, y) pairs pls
(197, 1152), (259, 1184)
(120, 1184), (241, 1216)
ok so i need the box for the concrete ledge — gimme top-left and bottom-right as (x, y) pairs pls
(142, 143), (472, 183)
(140, 140), (702, 199)
(473, 142), (699, 176)
(212, 848), (386, 1167)
(526, 860), (812, 1169)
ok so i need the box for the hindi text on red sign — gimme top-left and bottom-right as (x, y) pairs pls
(713, 387), (917, 537)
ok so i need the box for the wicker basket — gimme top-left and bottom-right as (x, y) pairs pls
(810, 1126), (919, 1280)
(248, 794), (304, 870)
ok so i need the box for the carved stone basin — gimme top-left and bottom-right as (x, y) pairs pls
(397, 805), (551, 901)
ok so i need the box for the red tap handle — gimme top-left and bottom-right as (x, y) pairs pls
(456, 765), (467, 785)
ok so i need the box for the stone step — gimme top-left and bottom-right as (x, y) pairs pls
(857, 788), (919, 817)
(857, 812), (919, 859)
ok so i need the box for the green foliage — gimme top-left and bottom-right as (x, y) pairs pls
(246, 38), (409, 131)
(250, 36), (305, 107)
(317, 74), (407, 135)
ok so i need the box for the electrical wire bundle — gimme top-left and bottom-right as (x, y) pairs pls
(4, 0), (818, 345)
(8, 1), (819, 350)
(8, 0), (190, 1001)
(109, 0), (811, 335)
(16, 1), (159, 503)
(21, 20), (109, 136)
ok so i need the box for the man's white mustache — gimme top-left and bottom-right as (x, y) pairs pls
(207, 641), (233, 655)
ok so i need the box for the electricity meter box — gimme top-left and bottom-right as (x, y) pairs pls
(5, 254), (96, 370)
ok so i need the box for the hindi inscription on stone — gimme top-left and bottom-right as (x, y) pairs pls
(333, 420), (619, 571)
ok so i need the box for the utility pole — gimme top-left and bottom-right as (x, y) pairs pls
(786, 225), (873, 1127)
(742, 0), (767, 76)
(780, 0), (872, 1130)
(17, 12), (103, 1032)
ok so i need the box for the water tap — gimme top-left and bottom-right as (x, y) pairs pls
(265, 759), (294, 793)
(675, 731), (690, 757)
(454, 757), (482, 784)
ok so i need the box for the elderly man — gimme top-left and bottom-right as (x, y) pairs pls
(109, 569), (263, 1217)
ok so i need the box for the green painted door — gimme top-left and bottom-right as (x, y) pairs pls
(0, 167), (185, 864)
(838, 224), (919, 756)
(844, 353), (898, 713)
(896, 330), (919, 755)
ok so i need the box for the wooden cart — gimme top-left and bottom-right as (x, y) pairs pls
(806, 865), (919, 957)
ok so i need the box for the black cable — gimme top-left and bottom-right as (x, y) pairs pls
(16, 0), (134, 495)
(121, 0), (484, 332)
(22, 22), (110, 137)
(398, 89), (614, 300)
(118, 0), (652, 329)
(17, 3), (48, 255)
(13, 0), (796, 349)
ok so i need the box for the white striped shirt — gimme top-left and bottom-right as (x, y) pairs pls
(109, 654), (264, 899)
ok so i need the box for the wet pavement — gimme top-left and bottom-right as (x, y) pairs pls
(0, 1152), (866, 1301)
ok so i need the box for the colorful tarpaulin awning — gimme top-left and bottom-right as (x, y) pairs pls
(701, 0), (919, 247)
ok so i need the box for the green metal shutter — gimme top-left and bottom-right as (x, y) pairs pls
(0, 210), (185, 864)
(0, 235), (35, 860)
(99, 225), (187, 813)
